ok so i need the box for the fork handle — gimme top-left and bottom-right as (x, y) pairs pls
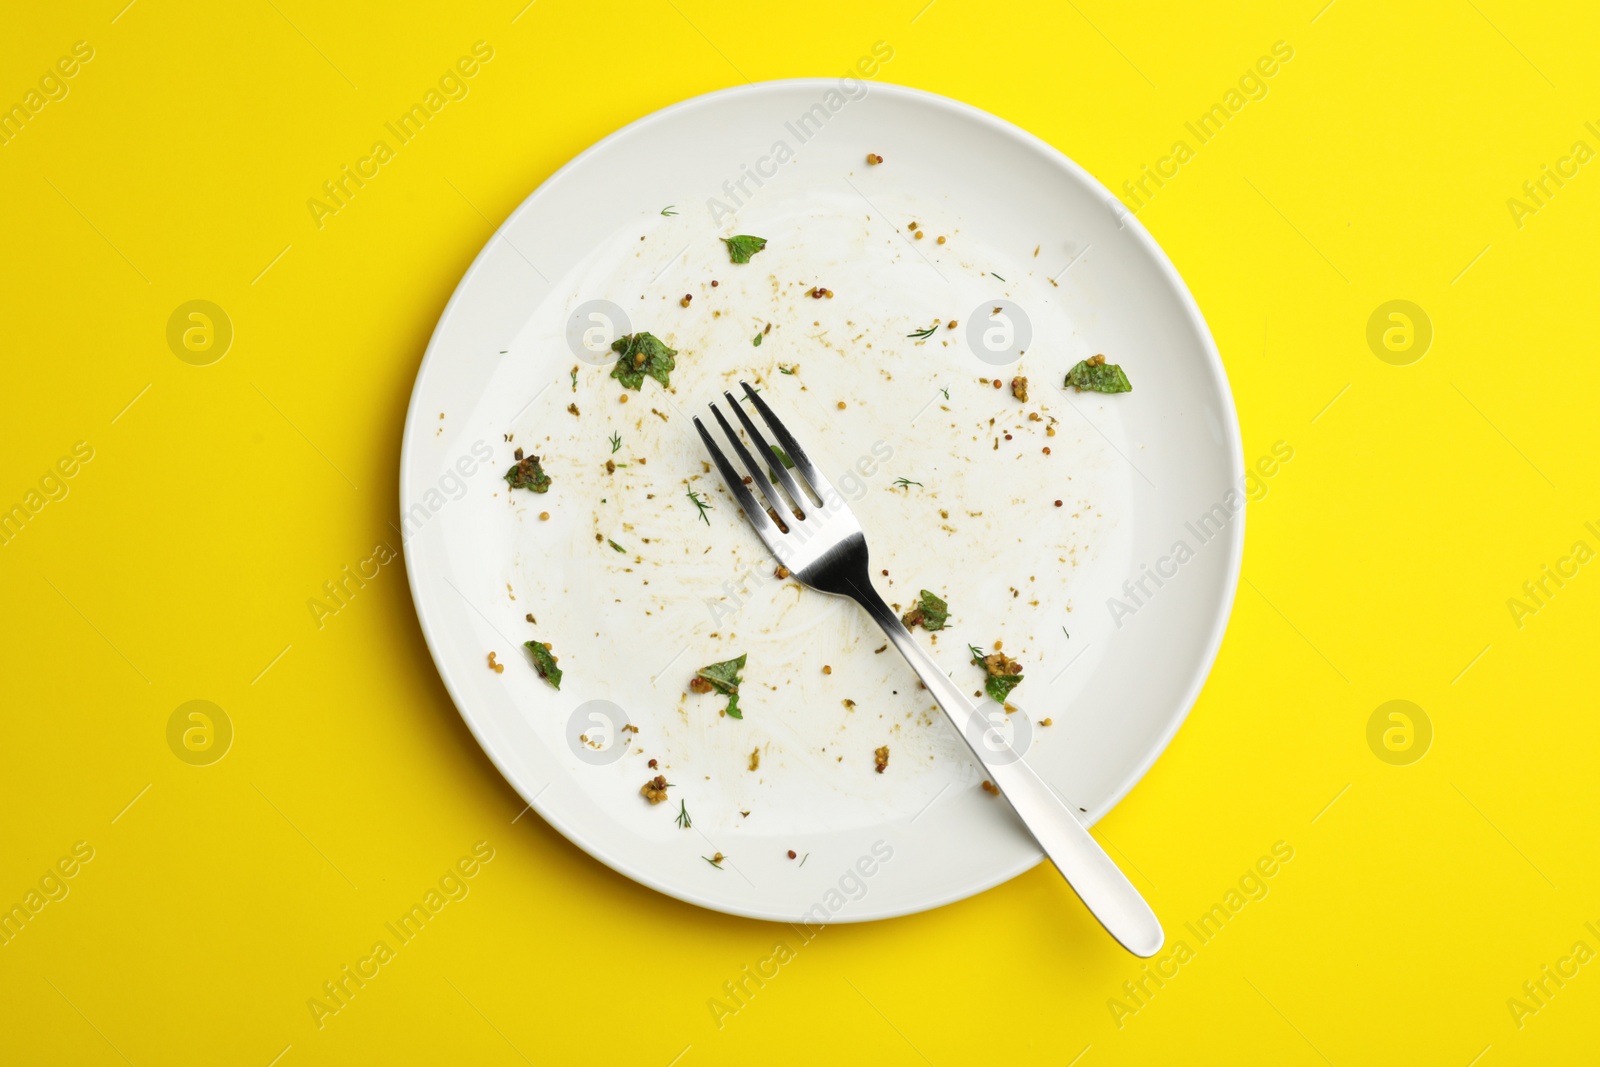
(855, 585), (1165, 957)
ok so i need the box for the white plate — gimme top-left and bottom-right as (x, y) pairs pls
(401, 80), (1243, 923)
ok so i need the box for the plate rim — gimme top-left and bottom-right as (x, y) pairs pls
(399, 77), (1245, 923)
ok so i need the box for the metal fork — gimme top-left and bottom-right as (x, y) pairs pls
(693, 381), (1163, 957)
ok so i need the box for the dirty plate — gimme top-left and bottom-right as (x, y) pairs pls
(400, 80), (1243, 922)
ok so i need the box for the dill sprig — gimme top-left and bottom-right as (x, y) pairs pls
(687, 488), (713, 525)
(906, 324), (939, 340)
(675, 800), (691, 829)
(609, 431), (622, 454)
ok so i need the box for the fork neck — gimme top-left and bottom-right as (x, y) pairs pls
(838, 567), (979, 724)
(821, 559), (910, 655)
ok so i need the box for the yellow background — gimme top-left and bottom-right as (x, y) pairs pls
(3, 0), (1596, 1063)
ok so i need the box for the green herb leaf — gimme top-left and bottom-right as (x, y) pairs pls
(608, 539), (625, 553)
(609, 431), (622, 454)
(892, 477), (922, 489)
(907, 324), (939, 340)
(721, 235), (767, 263)
(504, 454), (551, 493)
(778, 365), (795, 375)
(609, 332), (678, 390)
(702, 854), (724, 869)
(524, 641), (562, 690)
(1065, 357), (1132, 394)
(675, 800), (692, 829)
(752, 330), (763, 347)
(660, 205), (678, 216)
(687, 488), (713, 525)
(766, 444), (796, 483)
(970, 645), (1023, 703)
(986, 672), (1023, 702)
(694, 654), (747, 719)
(901, 589), (949, 631)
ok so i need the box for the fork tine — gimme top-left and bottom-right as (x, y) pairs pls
(692, 416), (782, 545)
(739, 381), (837, 503)
(709, 403), (791, 523)
(724, 390), (808, 515)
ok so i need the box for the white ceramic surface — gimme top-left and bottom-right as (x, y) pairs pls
(400, 80), (1243, 923)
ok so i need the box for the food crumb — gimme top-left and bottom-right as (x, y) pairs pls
(837, 401), (846, 410)
(1054, 500), (1063, 507)
(688, 677), (714, 694)
(1010, 376), (1029, 402)
(775, 565), (790, 578)
(640, 776), (669, 804)
(619, 394), (628, 404)
(992, 379), (1003, 390)
(648, 758), (658, 769)
(1041, 717), (1054, 726)
(822, 665), (832, 675)
(874, 745), (890, 773)
(947, 319), (957, 329)
(937, 235), (947, 244)
(981, 780), (1000, 795)
(487, 652), (504, 674)
(567, 403), (579, 416)
(680, 293), (692, 307)
(866, 153), (883, 165)
(788, 849), (798, 858)
(749, 748), (761, 771)
(539, 511), (550, 520)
